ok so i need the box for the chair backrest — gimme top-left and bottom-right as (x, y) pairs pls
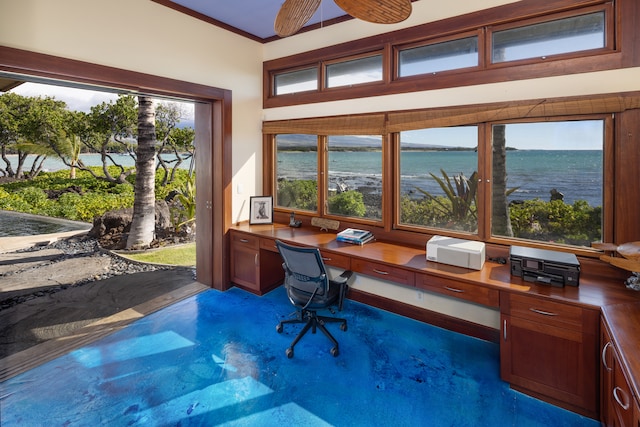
(275, 240), (328, 296)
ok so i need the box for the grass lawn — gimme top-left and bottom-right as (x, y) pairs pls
(119, 242), (196, 267)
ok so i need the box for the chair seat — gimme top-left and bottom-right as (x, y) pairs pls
(288, 285), (340, 310)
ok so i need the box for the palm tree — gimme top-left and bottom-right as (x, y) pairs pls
(126, 96), (156, 249)
(491, 124), (513, 236)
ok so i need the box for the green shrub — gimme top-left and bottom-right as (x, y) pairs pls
(276, 179), (317, 211)
(328, 190), (366, 217)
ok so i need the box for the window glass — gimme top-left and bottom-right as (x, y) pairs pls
(326, 135), (382, 220)
(326, 55), (383, 88)
(275, 134), (318, 212)
(274, 68), (318, 95)
(492, 12), (605, 63)
(399, 127), (479, 233)
(491, 121), (603, 247)
(399, 37), (478, 77)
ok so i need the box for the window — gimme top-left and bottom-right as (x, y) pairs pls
(264, 2), (621, 109)
(491, 120), (603, 247)
(275, 134), (318, 212)
(325, 54), (383, 88)
(398, 127), (479, 233)
(491, 11), (606, 63)
(274, 67), (318, 95)
(327, 135), (382, 221)
(398, 36), (479, 77)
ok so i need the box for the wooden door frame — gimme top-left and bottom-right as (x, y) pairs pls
(0, 45), (232, 290)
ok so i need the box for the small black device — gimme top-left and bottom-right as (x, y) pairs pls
(289, 212), (302, 228)
(510, 245), (580, 287)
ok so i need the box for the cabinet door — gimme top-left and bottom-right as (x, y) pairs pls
(612, 349), (634, 427)
(500, 294), (598, 418)
(230, 232), (259, 291)
(601, 320), (616, 427)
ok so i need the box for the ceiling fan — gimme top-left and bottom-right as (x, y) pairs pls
(274, 0), (413, 37)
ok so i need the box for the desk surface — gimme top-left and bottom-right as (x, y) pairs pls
(232, 222), (640, 310)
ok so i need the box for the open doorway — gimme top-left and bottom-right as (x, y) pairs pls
(0, 46), (232, 290)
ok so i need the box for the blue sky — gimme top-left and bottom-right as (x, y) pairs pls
(401, 121), (603, 150)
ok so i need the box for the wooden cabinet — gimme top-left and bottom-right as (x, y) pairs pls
(230, 230), (283, 295)
(601, 318), (637, 427)
(500, 293), (599, 418)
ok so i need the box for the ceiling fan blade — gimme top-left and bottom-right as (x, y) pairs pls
(335, 0), (412, 24)
(274, 0), (322, 37)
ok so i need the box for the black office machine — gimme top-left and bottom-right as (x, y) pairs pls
(510, 245), (580, 287)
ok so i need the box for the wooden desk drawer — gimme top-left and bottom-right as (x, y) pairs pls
(231, 231), (259, 249)
(320, 251), (350, 270)
(259, 238), (280, 253)
(504, 293), (584, 332)
(352, 258), (414, 286)
(416, 273), (499, 308)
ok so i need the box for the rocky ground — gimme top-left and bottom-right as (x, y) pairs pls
(0, 234), (185, 311)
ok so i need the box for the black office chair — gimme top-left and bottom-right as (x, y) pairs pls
(275, 239), (353, 358)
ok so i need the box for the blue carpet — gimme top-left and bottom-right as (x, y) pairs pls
(0, 286), (598, 426)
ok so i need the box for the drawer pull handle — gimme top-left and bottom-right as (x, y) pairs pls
(239, 238), (250, 243)
(601, 341), (612, 372)
(373, 268), (389, 275)
(444, 286), (464, 293)
(613, 386), (630, 411)
(503, 319), (507, 341)
(322, 257), (332, 262)
(529, 308), (558, 316)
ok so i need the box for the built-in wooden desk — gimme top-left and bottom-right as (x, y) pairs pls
(229, 222), (640, 421)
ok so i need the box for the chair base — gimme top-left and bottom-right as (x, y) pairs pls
(276, 309), (347, 358)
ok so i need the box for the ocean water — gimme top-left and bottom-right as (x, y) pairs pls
(277, 150), (603, 207)
(4, 153), (191, 173)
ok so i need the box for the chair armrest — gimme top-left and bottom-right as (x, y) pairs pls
(333, 270), (353, 285)
(331, 270), (353, 311)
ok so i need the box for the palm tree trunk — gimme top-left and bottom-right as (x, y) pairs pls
(126, 96), (156, 249)
(491, 124), (513, 236)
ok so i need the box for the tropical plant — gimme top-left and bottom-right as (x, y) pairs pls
(172, 175), (196, 230)
(415, 168), (479, 225)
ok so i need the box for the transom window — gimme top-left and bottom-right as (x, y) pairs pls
(398, 36), (479, 77)
(491, 11), (606, 63)
(325, 55), (383, 88)
(274, 67), (318, 95)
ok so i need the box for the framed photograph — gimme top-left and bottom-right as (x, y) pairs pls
(249, 196), (273, 224)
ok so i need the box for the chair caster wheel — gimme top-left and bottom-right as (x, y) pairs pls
(340, 322), (347, 332)
(286, 347), (294, 358)
(331, 347), (339, 357)
(276, 324), (283, 333)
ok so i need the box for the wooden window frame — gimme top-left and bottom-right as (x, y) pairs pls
(264, 0), (637, 109)
(486, 3), (614, 69)
(264, 92), (640, 256)
(393, 30), (483, 81)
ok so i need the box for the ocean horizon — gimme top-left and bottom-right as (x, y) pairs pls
(277, 149), (602, 207)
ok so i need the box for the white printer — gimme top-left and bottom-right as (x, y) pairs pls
(426, 235), (486, 270)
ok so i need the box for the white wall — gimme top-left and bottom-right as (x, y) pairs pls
(0, 0), (264, 222)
